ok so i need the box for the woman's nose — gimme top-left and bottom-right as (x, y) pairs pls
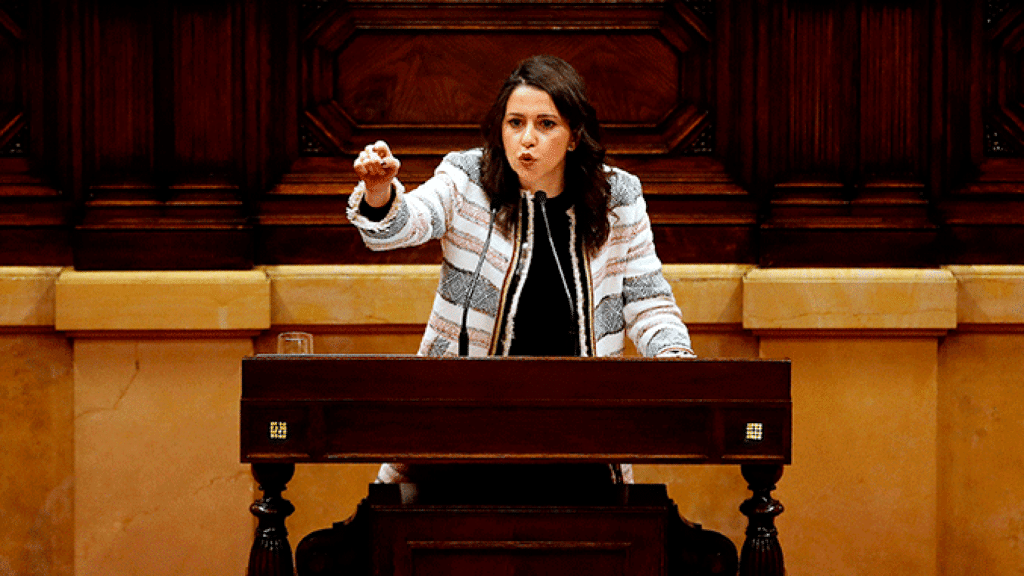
(521, 124), (536, 146)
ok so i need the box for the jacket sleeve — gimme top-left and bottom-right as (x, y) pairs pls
(346, 160), (467, 251)
(612, 171), (696, 358)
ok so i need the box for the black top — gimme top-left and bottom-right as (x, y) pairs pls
(359, 189), (585, 357)
(507, 192), (579, 356)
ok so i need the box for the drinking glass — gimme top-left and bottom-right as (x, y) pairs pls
(277, 331), (313, 354)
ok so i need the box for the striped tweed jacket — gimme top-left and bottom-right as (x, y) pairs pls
(346, 148), (694, 359)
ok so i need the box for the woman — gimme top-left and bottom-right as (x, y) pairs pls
(351, 55), (693, 359)
(349, 55), (694, 486)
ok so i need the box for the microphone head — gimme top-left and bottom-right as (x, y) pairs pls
(534, 190), (548, 203)
(487, 193), (501, 212)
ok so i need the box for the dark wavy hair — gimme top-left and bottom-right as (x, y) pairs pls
(480, 55), (611, 255)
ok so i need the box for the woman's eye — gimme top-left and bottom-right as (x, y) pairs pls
(507, 118), (522, 128)
(541, 120), (557, 129)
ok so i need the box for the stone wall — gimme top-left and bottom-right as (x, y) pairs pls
(1, 265), (1021, 576)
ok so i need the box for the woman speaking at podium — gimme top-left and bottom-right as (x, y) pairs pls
(348, 55), (695, 487)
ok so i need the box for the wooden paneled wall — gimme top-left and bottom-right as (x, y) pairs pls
(0, 0), (1021, 269)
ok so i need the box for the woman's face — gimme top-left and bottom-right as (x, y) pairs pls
(502, 85), (576, 197)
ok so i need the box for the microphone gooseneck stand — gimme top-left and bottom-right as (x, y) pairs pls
(458, 205), (498, 356)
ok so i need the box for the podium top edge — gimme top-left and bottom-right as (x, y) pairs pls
(244, 354), (791, 364)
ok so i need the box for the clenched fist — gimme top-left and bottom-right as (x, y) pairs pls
(353, 140), (401, 208)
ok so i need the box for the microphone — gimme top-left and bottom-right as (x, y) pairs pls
(458, 204), (498, 356)
(534, 191), (578, 355)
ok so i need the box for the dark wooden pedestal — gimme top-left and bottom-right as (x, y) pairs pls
(293, 483), (740, 576)
(244, 466), (786, 576)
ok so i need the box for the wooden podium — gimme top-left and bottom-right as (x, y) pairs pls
(240, 355), (791, 576)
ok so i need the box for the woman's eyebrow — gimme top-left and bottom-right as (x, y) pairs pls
(505, 111), (559, 116)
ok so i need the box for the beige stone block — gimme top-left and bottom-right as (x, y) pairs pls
(74, 339), (254, 576)
(263, 265), (439, 326)
(744, 268), (957, 331)
(663, 264), (752, 325)
(939, 332), (1024, 576)
(946, 265), (1024, 325)
(55, 270), (270, 332)
(761, 337), (938, 576)
(0, 266), (61, 327)
(0, 334), (74, 576)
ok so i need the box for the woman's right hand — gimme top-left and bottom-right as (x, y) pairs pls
(354, 141), (401, 208)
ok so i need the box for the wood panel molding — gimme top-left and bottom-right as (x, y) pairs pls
(299, 1), (711, 156)
(753, 0), (939, 267)
(0, 0), (73, 265)
(63, 0), (293, 269)
(260, 0), (752, 265)
(4, 0), (1024, 268)
(940, 0), (1024, 264)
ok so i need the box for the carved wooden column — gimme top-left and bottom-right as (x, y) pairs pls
(247, 463), (296, 576)
(739, 464), (785, 576)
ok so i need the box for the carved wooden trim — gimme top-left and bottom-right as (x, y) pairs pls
(0, 4), (27, 160)
(984, 5), (1024, 159)
(752, 0), (940, 267)
(9, 0), (1024, 267)
(986, 0), (1014, 30)
(261, 0), (753, 265)
(298, 1), (713, 157)
(940, 0), (1024, 263)
(0, 0), (74, 265)
(0, 125), (27, 158)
